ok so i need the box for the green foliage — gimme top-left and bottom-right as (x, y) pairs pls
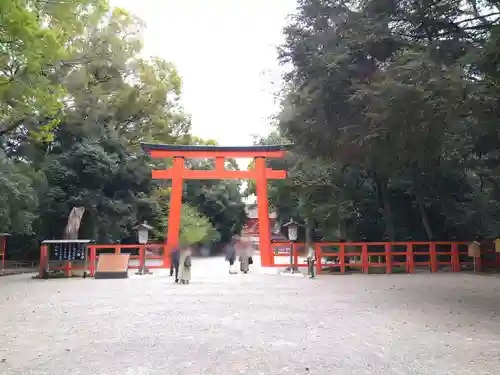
(183, 159), (247, 243)
(268, 0), (500, 241)
(156, 204), (218, 245)
(0, 2), (246, 258)
(0, 0), (109, 140)
(0, 151), (38, 234)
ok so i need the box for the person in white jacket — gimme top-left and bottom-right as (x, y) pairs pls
(178, 245), (192, 284)
(306, 245), (317, 279)
(238, 239), (253, 274)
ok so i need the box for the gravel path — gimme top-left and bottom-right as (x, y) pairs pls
(1, 257), (500, 375)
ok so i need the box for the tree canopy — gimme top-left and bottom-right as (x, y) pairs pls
(254, 0), (500, 242)
(0, 1), (246, 258)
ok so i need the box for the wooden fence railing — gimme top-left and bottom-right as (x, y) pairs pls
(39, 241), (500, 277)
(271, 241), (500, 274)
(39, 244), (168, 277)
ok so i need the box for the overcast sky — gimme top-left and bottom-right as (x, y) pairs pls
(111, 0), (297, 147)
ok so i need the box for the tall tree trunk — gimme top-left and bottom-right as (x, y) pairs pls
(333, 205), (347, 241)
(339, 218), (347, 241)
(411, 165), (433, 240)
(305, 217), (312, 248)
(372, 171), (396, 241)
(416, 191), (433, 240)
(63, 206), (85, 240)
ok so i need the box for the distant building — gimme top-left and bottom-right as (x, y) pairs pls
(241, 205), (287, 246)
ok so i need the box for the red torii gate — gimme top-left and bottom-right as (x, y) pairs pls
(140, 143), (289, 267)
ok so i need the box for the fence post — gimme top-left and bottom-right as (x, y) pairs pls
(293, 243), (299, 268)
(64, 261), (71, 277)
(315, 244), (321, 275)
(89, 246), (96, 277)
(139, 245), (145, 273)
(451, 243), (459, 272)
(474, 255), (483, 273)
(340, 243), (346, 273)
(430, 243), (438, 272)
(39, 245), (47, 278)
(407, 243), (414, 274)
(385, 243), (392, 274)
(361, 244), (369, 273)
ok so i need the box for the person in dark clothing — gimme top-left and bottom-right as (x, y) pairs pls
(170, 246), (181, 282)
(225, 238), (237, 274)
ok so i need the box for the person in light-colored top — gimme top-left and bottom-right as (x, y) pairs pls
(306, 245), (317, 279)
(178, 245), (192, 284)
(238, 240), (253, 274)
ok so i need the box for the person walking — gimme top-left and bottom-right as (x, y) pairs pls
(306, 244), (317, 279)
(178, 245), (192, 284)
(170, 245), (181, 283)
(224, 239), (237, 274)
(238, 239), (252, 274)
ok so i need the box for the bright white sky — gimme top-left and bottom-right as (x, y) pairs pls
(111, 0), (297, 148)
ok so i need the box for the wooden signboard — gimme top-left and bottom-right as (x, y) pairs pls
(95, 254), (130, 279)
(494, 238), (500, 253)
(48, 241), (87, 261)
(468, 241), (481, 257)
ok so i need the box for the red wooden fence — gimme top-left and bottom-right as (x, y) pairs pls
(39, 241), (500, 277)
(271, 241), (500, 274)
(39, 244), (169, 277)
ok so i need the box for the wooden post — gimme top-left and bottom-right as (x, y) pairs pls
(39, 245), (49, 278)
(165, 157), (184, 266)
(385, 243), (392, 274)
(407, 243), (414, 274)
(451, 243), (459, 272)
(89, 246), (96, 277)
(139, 245), (146, 274)
(430, 243), (438, 272)
(474, 253), (483, 273)
(315, 244), (321, 275)
(39, 245), (45, 278)
(215, 157), (225, 171)
(293, 242), (299, 268)
(340, 243), (346, 273)
(468, 241), (481, 272)
(255, 157), (272, 267)
(64, 261), (71, 277)
(362, 243), (369, 273)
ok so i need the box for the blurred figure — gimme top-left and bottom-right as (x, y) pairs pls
(306, 244), (317, 279)
(224, 238), (237, 274)
(238, 239), (253, 274)
(179, 245), (192, 284)
(170, 245), (181, 283)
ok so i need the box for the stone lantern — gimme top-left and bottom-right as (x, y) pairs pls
(133, 221), (154, 275)
(283, 218), (302, 273)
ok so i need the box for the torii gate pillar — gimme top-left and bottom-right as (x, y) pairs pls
(141, 143), (289, 267)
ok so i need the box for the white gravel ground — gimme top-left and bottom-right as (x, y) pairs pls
(1, 256), (500, 375)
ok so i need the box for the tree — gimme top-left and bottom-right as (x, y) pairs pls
(155, 204), (217, 245)
(0, 1), (249, 260)
(271, 0), (500, 242)
(0, 0), (108, 139)
(183, 159), (247, 243)
(0, 150), (38, 234)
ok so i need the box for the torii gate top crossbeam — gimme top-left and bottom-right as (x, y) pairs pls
(140, 143), (291, 159)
